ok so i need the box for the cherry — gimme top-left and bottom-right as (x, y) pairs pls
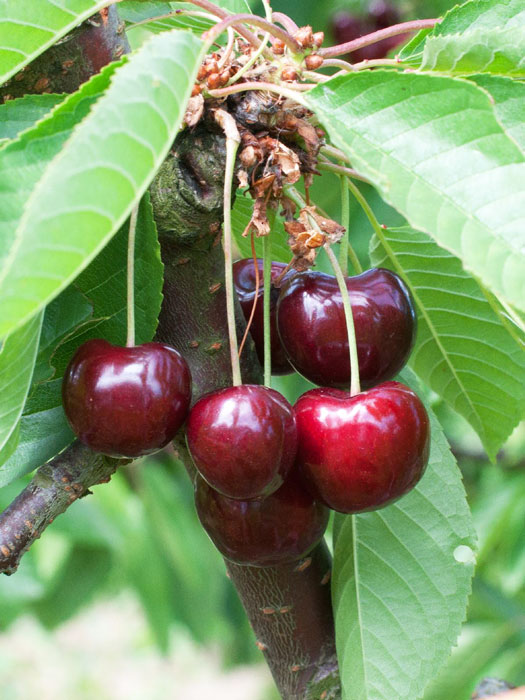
(194, 474), (329, 566)
(186, 384), (297, 500)
(233, 258), (294, 375)
(62, 339), (192, 458)
(276, 268), (416, 390)
(294, 381), (430, 513)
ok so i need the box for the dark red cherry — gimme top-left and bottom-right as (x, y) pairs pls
(369, 0), (401, 29)
(195, 474), (329, 566)
(294, 381), (430, 513)
(186, 384), (297, 500)
(331, 5), (407, 63)
(233, 258), (294, 375)
(276, 268), (416, 390)
(62, 339), (192, 458)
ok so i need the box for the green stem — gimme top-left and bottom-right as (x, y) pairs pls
(325, 245), (361, 397)
(227, 33), (270, 85)
(126, 204), (139, 348)
(219, 116), (242, 386)
(339, 175), (349, 276)
(262, 232), (272, 388)
(346, 177), (385, 240)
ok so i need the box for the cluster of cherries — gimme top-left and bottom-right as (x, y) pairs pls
(62, 259), (430, 568)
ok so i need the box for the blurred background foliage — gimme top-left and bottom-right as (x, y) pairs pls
(1, 0), (524, 698)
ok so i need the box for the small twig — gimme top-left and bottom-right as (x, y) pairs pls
(203, 13), (301, 54)
(217, 27), (236, 69)
(271, 12), (298, 34)
(319, 19), (439, 58)
(186, 0), (263, 51)
(320, 144), (351, 164)
(321, 58), (354, 72)
(227, 32), (271, 85)
(208, 80), (310, 102)
(351, 57), (403, 70)
(318, 158), (371, 184)
(125, 9), (217, 31)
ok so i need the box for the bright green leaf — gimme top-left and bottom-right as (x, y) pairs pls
(470, 75), (525, 154)
(333, 368), (476, 700)
(420, 27), (525, 76)
(0, 0), (115, 85)
(0, 29), (204, 340)
(0, 93), (65, 142)
(305, 71), (525, 312)
(0, 60), (124, 315)
(401, 0), (525, 66)
(370, 226), (525, 459)
(0, 313), (43, 456)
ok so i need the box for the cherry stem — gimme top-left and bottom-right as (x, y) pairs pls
(126, 203), (139, 348)
(346, 176), (385, 241)
(238, 228), (259, 360)
(339, 175), (349, 277)
(318, 18), (438, 58)
(317, 158), (370, 184)
(203, 13), (301, 54)
(208, 80), (310, 101)
(215, 109), (242, 386)
(284, 184), (361, 396)
(324, 245), (361, 397)
(217, 27), (236, 69)
(262, 228), (273, 388)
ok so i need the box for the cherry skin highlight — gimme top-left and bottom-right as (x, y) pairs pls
(294, 381), (430, 513)
(276, 268), (416, 390)
(62, 339), (192, 458)
(194, 474), (329, 566)
(186, 384), (297, 500)
(233, 258), (294, 375)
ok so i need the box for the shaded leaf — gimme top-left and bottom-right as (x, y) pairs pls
(370, 226), (525, 459)
(0, 93), (65, 142)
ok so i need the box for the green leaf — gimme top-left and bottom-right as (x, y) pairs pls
(305, 71), (525, 312)
(420, 27), (525, 76)
(333, 368), (476, 700)
(0, 0), (117, 85)
(0, 30), (204, 341)
(401, 0), (525, 66)
(370, 226), (525, 460)
(0, 94), (65, 142)
(231, 195), (291, 263)
(469, 75), (525, 154)
(0, 313), (43, 455)
(0, 60), (124, 329)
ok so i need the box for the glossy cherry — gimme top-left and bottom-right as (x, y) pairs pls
(186, 384), (297, 500)
(62, 339), (192, 458)
(195, 474), (329, 566)
(276, 268), (416, 390)
(233, 258), (294, 375)
(294, 381), (430, 513)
